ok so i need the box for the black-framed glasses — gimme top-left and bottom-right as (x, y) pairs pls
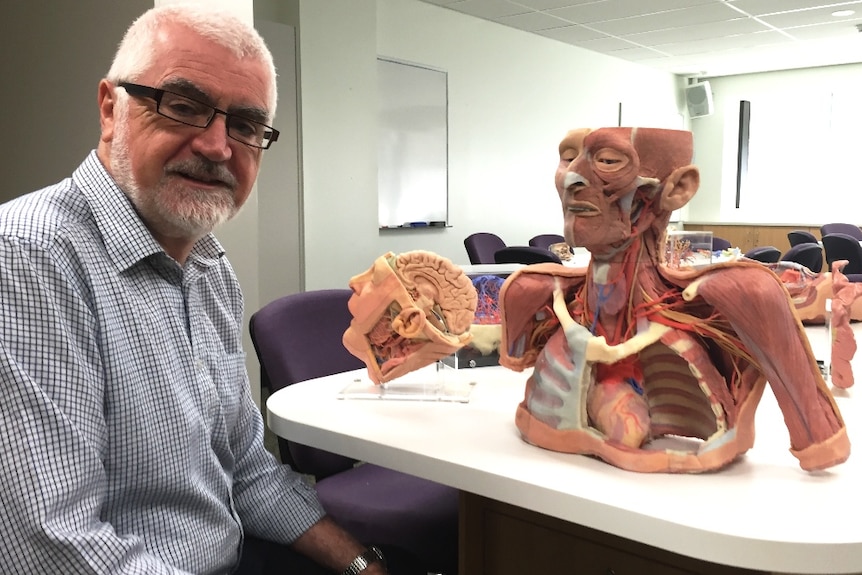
(118, 82), (279, 150)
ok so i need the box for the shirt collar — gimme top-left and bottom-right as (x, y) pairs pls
(73, 151), (226, 272)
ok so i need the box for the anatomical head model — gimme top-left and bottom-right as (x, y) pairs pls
(343, 250), (477, 384)
(498, 127), (849, 473)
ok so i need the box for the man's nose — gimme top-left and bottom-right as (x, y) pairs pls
(191, 113), (233, 162)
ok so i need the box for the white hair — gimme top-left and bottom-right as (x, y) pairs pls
(106, 4), (277, 118)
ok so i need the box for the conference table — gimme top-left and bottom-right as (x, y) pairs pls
(266, 324), (862, 575)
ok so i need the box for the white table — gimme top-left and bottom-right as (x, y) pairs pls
(267, 325), (862, 574)
(458, 263), (523, 276)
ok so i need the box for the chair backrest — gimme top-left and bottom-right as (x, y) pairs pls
(820, 223), (862, 241)
(528, 233), (565, 250)
(822, 232), (862, 275)
(743, 246), (781, 263)
(787, 230), (818, 247)
(712, 236), (733, 251)
(494, 245), (562, 265)
(464, 232), (507, 264)
(249, 289), (363, 478)
(780, 243), (823, 273)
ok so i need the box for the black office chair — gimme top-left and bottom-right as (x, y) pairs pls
(744, 246), (781, 264)
(464, 232), (506, 264)
(822, 232), (862, 281)
(820, 223), (862, 242)
(712, 236), (733, 251)
(250, 290), (459, 574)
(494, 245), (562, 265)
(780, 243), (823, 273)
(787, 230), (818, 247)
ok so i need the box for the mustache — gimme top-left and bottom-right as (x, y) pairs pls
(166, 159), (238, 189)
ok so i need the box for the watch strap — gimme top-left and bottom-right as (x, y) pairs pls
(342, 545), (385, 575)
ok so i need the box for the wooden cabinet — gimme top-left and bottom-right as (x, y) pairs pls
(459, 492), (762, 575)
(681, 224), (820, 254)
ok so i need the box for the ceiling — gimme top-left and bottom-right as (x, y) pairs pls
(417, 0), (862, 77)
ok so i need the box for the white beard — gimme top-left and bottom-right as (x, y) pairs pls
(110, 103), (238, 240)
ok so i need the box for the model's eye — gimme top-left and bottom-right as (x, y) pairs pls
(592, 148), (629, 172)
(559, 148), (579, 165)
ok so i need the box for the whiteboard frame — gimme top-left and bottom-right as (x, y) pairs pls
(377, 57), (448, 229)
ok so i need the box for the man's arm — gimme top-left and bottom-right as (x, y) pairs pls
(291, 516), (387, 575)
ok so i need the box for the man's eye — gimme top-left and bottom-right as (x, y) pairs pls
(560, 156), (575, 164)
(164, 98), (207, 118)
(231, 118), (261, 137)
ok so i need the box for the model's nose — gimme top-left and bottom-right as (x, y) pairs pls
(564, 171), (588, 190)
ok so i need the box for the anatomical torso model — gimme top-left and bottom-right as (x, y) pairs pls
(498, 127), (849, 473)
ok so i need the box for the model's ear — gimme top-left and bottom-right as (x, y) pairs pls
(660, 165), (700, 211)
(391, 306), (426, 338)
(98, 80), (117, 143)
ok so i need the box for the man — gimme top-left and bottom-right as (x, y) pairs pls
(0, 5), (403, 574)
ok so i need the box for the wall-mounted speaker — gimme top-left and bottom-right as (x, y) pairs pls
(685, 81), (714, 118)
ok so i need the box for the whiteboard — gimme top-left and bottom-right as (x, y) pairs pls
(377, 58), (448, 228)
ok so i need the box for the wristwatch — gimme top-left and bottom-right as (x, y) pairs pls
(342, 545), (386, 575)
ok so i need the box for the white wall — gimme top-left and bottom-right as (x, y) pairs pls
(688, 63), (862, 225)
(0, 0), (151, 198)
(294, 0), (684, 289)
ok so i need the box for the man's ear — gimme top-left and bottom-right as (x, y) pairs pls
(98, 80), (117, 143)
(659, 165), (700, 211)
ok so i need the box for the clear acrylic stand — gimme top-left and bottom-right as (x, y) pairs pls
(338, 361), (477, 402)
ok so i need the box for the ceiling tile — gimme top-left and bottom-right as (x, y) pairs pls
(604, 46), (675, 61)
(495, 11), (573, 30)
(511, 0), (597, 9)
(548, 0), (733, 26)
(759, 6), (862, 27)
(623, 17), (769, 45)
(446, 0), (531, 18)
(783, 20), (862, 39)
(573, 36), (648, 51)
(415, 0), (862, 76)
(651, 30), (791, 55)
(537, 24), (610, 42)
(729, 0), (862, 16)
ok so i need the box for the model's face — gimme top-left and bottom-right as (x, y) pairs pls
(343, 252), (477, 384)
(100, 23), (271, 242)
(555, 128), (644, 254)
(346, 258), (399, 337)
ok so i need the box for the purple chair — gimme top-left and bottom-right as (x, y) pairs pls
(528, 233), (565, 250)
(820, 223), (862, 241)
(249, 289), (458, 574)
(464, 232), (506, 264)
(780, 243), (823, 273)
(787, 230), (818, 247)
(494, 245), (562, 264)
(822, 233), (862, 281)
